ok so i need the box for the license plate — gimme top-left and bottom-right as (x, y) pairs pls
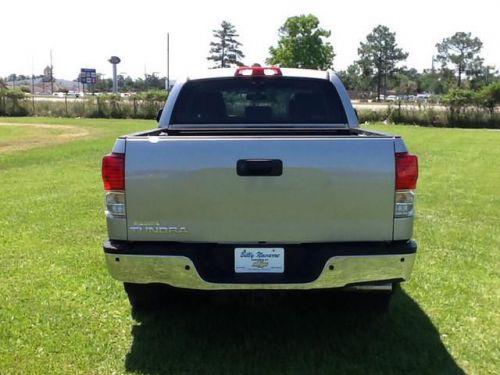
(234, 248), (284, 273)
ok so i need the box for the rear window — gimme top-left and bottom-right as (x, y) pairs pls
(171, 77), (347, 125)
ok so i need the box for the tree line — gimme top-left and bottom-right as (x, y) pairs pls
(1, 13), (498, 128)
(206, 15), (498, 100)
(2, 14), (497, 100)
(0, 72), (168, 94)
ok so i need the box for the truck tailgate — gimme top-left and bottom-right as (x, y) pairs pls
(124, 137), (395, 243)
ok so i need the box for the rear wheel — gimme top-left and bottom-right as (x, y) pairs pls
(123, 282), (173, 310)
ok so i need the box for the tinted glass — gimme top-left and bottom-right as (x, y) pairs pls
(171, 77), (347, 125)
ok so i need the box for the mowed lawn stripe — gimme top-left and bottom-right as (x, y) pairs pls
(366, 124), (499, 374)
(0, 118), (151, 374)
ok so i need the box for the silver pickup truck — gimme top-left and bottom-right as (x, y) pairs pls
(101, 66), (418, 309)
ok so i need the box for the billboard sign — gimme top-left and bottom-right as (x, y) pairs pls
(80, 68), (97, 84)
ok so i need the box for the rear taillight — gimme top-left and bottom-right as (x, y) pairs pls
(396, 152), (418, 190)
(102, 153), (126, 217)
(102, 153), (125, 191)
(395, 152), (418, 218)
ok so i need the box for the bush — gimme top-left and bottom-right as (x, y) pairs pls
(438, 85), (500, 128)
(477, 82), (500, 116)
(88, 94), (130, 119)
(132, 90), (167, 119)
(10, 90), (169, 119)
(442, 89), (477, 115)
(1, 86), (498, 128)
(0, 89), (29, 116)
(357, 96), (499, 129)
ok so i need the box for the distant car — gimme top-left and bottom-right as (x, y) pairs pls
(386, 95), (397, 101)
(397, 95), (416, 101)
(416, 93), (431, 101)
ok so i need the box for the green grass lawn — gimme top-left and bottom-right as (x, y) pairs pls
(0, 117), (498, 374)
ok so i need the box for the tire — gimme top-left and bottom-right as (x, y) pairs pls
(123, 282), (172, 310)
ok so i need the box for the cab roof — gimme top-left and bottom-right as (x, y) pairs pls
(185, 67), (331, 81)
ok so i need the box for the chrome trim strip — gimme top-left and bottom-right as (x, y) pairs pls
(105, 253), (415, 290)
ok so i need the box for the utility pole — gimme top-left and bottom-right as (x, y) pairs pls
(31, 55), (35, 94)
(50, 49), (54, 94)
(167, 32), (170, 92)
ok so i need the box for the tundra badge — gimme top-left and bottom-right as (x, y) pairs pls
(129, 223), (189, 234)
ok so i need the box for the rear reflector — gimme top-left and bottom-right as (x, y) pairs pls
(235, 66), (282, 77)
(396, 152), (418, 190)
(395, 190), (415, 218)
(105, 191), (126, 217)
(102, 153), (125, 191)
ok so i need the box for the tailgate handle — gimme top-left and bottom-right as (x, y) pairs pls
(237, 159), (283, 176)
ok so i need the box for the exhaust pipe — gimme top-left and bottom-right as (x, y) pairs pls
(346, 283), (393, 292)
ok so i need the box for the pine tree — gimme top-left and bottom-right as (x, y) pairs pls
(357, 25), (408, 101)
(436, 32), (483, 88)
(207, 21), (245, 68)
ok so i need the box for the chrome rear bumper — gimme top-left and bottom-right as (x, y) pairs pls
(104, 252), (416, 290)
